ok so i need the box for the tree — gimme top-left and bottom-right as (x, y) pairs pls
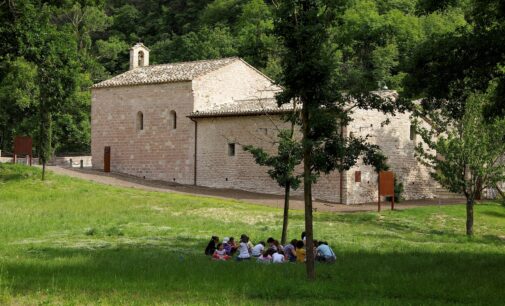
(0, 57), (39, 152)
(413, 89), (505, 235)
(403, 0), (505, 119)
(244, 125), (303, 245)
(14, 3), (80, 179)
(273, 0), (407, 280)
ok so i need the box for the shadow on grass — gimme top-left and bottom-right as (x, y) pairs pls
(2, 245), (505, 304)
(0, 164), (41, 182)
(481, 210), (505, 218)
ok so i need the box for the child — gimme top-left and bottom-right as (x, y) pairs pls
(236, 235), (252, 261)
(223, 237), (231, 255)
(213, 243), (231, 261)
(257, 249), (273, 263)
(272, 249), (285, 264)
(283, 239), (298, 262)
(251, 241), (265, 257)
(227, 237), (238, 255)
(273, 240), (284, 252)
(295, 240), (306, 262)
(266, 237), (277, 251)
(316, 241), (336, 263)
(240, 234), (254, 250)
(205, 236), (219, 256)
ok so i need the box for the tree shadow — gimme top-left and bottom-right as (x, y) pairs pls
(480, 210), (505, 218)
(2, 244), (505, 304)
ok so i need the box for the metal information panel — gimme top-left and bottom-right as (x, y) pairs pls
(378, 171), (395, 212)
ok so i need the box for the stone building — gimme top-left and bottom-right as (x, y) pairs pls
(91, 43), (443, 204)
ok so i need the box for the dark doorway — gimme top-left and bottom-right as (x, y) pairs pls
(104, 146), (111, 173)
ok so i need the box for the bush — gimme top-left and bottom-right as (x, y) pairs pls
(386, 177), (404, 203)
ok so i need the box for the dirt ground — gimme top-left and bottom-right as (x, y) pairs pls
(47, 166), (465, 213)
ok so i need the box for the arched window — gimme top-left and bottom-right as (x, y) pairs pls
(138, 51), (145, 67)
(170, 110), (177, 129)
(136, 111), (144, 131)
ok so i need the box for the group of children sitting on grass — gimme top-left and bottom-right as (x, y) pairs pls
(204, 232), (336, 263)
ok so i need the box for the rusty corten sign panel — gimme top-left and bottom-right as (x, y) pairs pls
(379, 171), (394, 196)
(14, 136), (33, 155)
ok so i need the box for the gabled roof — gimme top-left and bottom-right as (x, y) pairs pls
(92, 57), (240, 89)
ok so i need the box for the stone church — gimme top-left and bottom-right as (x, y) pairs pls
(91, 43), (443, 204)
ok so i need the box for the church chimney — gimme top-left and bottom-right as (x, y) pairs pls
(129, 43), (150, 70)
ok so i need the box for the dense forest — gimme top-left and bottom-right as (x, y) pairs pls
(0, 0), (479, 154)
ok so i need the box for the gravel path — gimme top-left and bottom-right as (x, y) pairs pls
(48, 166), (464, 212)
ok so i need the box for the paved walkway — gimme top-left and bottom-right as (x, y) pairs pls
(48, 166), (465, 213)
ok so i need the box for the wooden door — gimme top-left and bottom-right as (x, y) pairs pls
(104, 146), (111, 173)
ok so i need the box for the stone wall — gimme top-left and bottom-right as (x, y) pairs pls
(49, 156), (92, 167)
(192, 60), (278, 111)
(195, 115), (343, 202)
(91, 82), (195, 184)
(344, 108), (439, 204)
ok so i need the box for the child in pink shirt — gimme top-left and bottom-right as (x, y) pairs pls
(212, 243), (231, 261)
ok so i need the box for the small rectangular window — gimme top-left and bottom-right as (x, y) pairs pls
(228, 143), (236, 156)
(410, 125), (416, 141)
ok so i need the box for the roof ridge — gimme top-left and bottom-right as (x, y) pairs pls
(140, 57), (240, 69)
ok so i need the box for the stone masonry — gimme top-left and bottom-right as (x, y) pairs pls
(91, 44), (442, 204)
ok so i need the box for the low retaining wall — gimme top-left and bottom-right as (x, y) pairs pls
(0, 156), (92, 168)
(49, 156), (92, 168)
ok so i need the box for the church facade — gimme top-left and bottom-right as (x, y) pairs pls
(91, 43), (442, 204)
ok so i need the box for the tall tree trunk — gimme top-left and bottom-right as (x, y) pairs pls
(302, 106), (315, 280)
(38, 104), (52, 181)
(466, 197), (474, 236)
(281, 182), (290, 245)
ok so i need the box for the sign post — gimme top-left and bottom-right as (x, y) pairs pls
(378, 171), (395, 212)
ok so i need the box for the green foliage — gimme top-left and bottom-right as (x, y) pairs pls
(415, 89), (505, 200)
(151, 26), (237, 64)
(403, 0), (505, 119)
(413, 87), (505, 234)
(243, 128), (303, 190)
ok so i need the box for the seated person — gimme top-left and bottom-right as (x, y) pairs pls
(283, 239), (298, 262)
(272, 250), (285, 264)
(316, 241), (336, 263)
(236, 236), (252, 261)
(257, 249), (274, 263)
(251, 241), (266, 257)
(295, 240), (306, 262)
(213, 243), (231, 261)
(205, 236), (219, 256)
(267, 237), (277, 252)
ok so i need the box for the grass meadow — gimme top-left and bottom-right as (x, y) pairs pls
(0, 163), (505, 305)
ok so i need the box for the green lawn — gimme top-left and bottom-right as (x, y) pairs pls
(0, 164), (504, 305)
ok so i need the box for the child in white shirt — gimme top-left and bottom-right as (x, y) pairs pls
(272, 250), (285, 263)
(251, 241), (265, 257)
